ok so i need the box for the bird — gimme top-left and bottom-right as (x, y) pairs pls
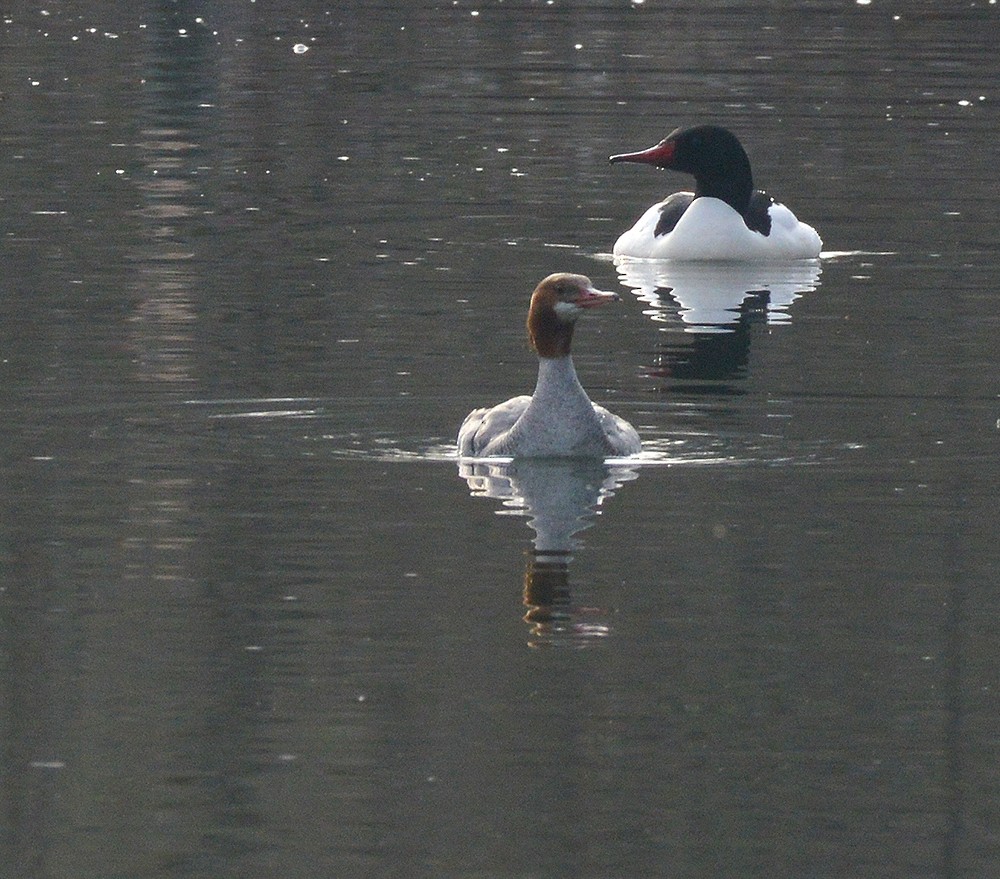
(458, 273), (641, 458)
(609, 124), (822, 260)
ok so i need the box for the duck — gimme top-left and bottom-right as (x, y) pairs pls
(609, 125), (822, 260)
(458, 273), (641, 458)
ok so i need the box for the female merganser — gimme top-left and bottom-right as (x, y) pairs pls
(609, 125), (822, 260)
(458, 273), (641, 458)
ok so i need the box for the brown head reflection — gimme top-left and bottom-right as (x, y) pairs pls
(458, 459), (638, 646)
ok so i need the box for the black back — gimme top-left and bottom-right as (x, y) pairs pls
(746, 190), (774, 236)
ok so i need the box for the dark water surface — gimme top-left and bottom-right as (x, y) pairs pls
(2, 2), (999, 877)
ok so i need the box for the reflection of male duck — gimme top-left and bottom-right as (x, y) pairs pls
(616, 259), (822, 388)
(646, 319), (755, 388)
(616, 257), (822, 330)
(459, 458), (637, 644)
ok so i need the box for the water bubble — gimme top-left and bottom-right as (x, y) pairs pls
(293, 43), (309, 54)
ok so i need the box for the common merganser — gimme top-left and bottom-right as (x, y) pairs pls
(458, 273), (641, 458)
(610, 125), (822, 261)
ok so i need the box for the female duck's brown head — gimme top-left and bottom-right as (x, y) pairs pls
(526, 273), (620, 359)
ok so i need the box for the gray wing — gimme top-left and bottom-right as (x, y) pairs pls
(592, 403), (642, 456)
(458, 396), (531, 455)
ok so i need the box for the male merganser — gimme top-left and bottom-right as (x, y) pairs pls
(610, 125), (822, 260)
(458, 273), (641, 458)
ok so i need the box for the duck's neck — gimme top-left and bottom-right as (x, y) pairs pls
(529, 312), (575, 358)
(531, 355), (591, 408)
(693, 161), (753, 217)
(505, 354), (611, 457)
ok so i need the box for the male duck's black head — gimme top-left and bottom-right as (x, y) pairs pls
(610, 125), (756, 217)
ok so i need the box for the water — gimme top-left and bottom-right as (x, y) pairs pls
(2, 1), (999, 877)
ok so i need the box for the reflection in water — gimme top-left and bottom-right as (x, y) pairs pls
(615, 256), (822, 331)
(128, 17), (216, 389)
(615, 257), (822, 389)
(645, 313), (756, 389)
(459, 459), (637, 646)
(125, 11), (206, 643)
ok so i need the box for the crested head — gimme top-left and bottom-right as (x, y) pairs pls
(526, 273), (620, 359)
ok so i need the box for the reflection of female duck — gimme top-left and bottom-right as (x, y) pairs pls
(522, 552), (575, 637)
(458, 459), (637, 551)
(458, 274), (640, 457)
(610, 125), (822, 260)
(459, 458), (638, 644)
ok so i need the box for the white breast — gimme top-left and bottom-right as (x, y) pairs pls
(613, 197), (822, 261)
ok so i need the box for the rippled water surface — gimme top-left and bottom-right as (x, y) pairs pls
(2, 2), (999, 877)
